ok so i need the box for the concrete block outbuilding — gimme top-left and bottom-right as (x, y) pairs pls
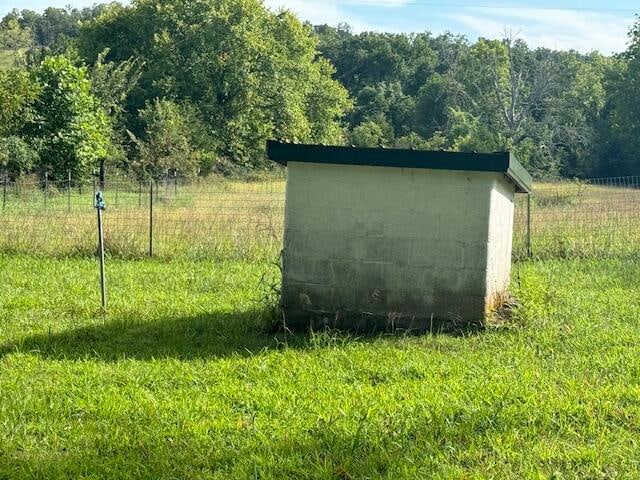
(267, 141), (532, 330)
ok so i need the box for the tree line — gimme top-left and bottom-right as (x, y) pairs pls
(1, 0), (639, 182)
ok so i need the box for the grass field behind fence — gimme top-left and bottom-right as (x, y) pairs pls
(2, 175), (640, 260)
(0, 177), (286, 260)
(513, 178), (640, 259)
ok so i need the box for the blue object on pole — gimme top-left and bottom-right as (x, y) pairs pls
(95, 191), (106, 211)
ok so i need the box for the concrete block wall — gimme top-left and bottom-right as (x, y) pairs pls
(281, 161), (516, 328)
(485, 177), (516, 309)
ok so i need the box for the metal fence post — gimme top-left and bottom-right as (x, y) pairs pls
(149, 180), (154, 257)
(44, 172), (48, 211)
(115, 174), (119, 207)
(67, 170), (72, 212)
(2, 174), (7, 211)
(138, 182), (142, 208)
(526, 193), (532, 258)
(95, 191), (107, 314)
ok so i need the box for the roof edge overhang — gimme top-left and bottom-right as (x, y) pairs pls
(267, 141), (532, 193)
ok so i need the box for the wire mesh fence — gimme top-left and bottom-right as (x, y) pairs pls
(513, 176), (640, 260)
(0, 175), (285, 260)
(2, 173), (640, 261)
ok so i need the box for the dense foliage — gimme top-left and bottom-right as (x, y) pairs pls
(130, 99), (202, 180)
(29, 55), (112, 181)
(0, 55), (111, 181)
(315, 26), (616, 177)
(78, 0), (350, 167)
(0, 2), (639, 179)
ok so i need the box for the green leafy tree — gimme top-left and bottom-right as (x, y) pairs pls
(594, 19), (640, 176)
(4, 6), (107, 48)
(27, 55), (112, 181)
(0, 68), (39, 136)
(394, 132), (430, 150)
(79, 0), (351, 166)
(89, 48), (145, 174)
(131, 98), (200, 180)
(317, 25), (613, 178)
(0, 17), (34, 51)
(0, 68), (40, 178)
(90, 48), (144, 121)
(350, 121), (388, 148)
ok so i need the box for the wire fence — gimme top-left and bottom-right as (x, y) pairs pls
(513, 175), (640, 260)
(0, 175), (286, 260)
(2, 173), (640, 261)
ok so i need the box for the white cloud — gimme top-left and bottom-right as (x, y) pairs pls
(264, 0), (368, 30)
(263, 0), (408, 32)
(449, 7), (633, 54)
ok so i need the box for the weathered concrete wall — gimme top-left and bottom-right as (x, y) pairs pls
(485, 177), (516, 311)
(281, 161), (516, 329)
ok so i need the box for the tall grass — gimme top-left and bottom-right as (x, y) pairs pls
(3, 175), (640, 261)
(514, 180), (640, 259)
(0, 176), (285, 260)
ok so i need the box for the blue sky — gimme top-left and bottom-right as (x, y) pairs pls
(1, 0), (637, 53)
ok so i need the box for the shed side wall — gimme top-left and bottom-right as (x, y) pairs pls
(485, 176), (516, 311)
(282, 162), (500, 326)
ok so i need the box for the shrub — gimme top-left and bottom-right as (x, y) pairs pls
(0, 135), (38, 179)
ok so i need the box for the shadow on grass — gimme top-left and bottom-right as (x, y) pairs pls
(0, 309), (311, 361)
(0, 308), (488, 362)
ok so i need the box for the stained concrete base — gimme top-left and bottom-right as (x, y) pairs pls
(281, 306), (486, 334)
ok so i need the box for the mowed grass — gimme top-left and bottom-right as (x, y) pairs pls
(2, 254), (640, 478)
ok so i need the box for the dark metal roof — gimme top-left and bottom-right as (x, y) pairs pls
(267, 140), (532, 193)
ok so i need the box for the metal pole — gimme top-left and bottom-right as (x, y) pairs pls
(164, 171), (168, 199)
(526, 193), (532, 258)
(149, 180), (154, 257)
(95, 192), (107, 314)
(174, 172), (177, 199)
(138, 182), (142, 207)
(44, 172), (48, 211)
(2, 174), (7, 211)
(115, 174), (119, 207)
(67, 170), (71, 212)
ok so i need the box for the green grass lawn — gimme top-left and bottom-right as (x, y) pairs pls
(2, 255), (640, 478)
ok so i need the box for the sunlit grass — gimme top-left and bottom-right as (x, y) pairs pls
(1, 255), (640, 478)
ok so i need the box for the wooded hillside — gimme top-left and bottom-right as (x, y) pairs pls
(1, 1), (639, 180)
